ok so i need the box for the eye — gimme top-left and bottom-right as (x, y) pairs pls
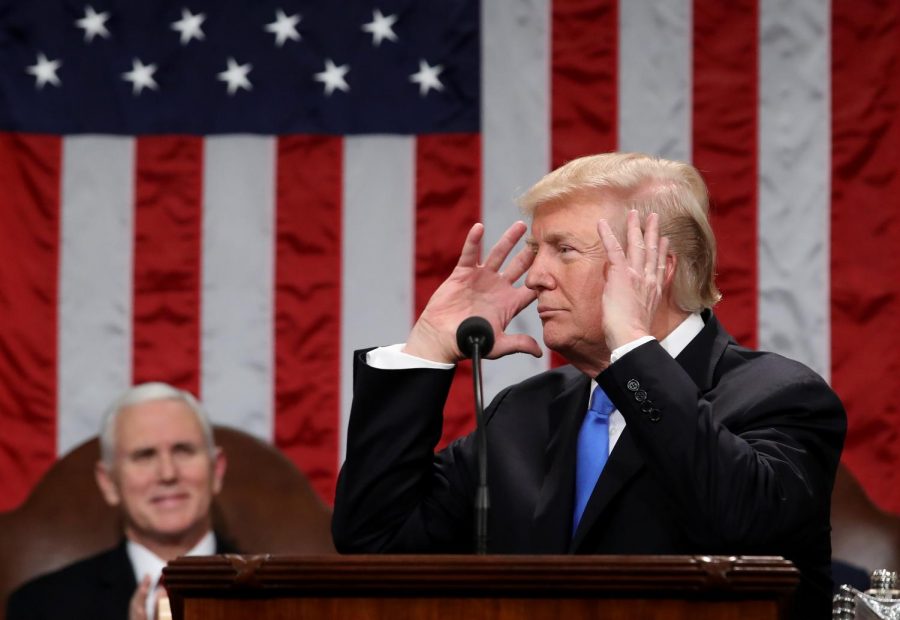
(130, 448), (156, 463)
(558, 244), (574, 255)
(172, 443), (200, 459)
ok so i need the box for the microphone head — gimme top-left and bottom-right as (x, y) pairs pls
(456, 316), (495, 358)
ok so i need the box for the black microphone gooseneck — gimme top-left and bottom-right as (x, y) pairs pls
(456, 316), (495, 555)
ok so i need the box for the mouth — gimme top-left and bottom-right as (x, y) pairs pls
(537, 305), (564, 319)
(151, 493), (190, 508)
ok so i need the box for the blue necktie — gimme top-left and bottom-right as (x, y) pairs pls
(573, 385), (614, 532)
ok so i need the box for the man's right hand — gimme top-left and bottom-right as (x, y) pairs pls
(403, 221), (542, 364)
(129, 575), (152, 620)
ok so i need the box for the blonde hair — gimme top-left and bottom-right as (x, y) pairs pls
(518, 152), (721, 312)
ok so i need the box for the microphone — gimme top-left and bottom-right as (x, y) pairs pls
(456, 316), (495, 358)
(455, 316), (493, 555)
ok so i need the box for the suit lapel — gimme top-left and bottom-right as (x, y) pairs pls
(531, 373), (590, 553)
(97, 541), (137, 618)
(569, 427), (644, 550)
(529, 312), (731, 553)
(674, 310), (732, 393)
(568, 311), (731, 550)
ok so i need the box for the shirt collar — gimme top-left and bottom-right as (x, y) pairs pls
(126, 529), (216, 585)
(658, 311), (705, 359)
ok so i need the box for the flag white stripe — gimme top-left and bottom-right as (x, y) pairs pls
(758, 0), (831, 379)
(481, 0), (551, 400)
(341, 136), (416, 459)
(618, 0), (692, 161)
(57, 136), (134, 454)
(201, 136), (276, 438)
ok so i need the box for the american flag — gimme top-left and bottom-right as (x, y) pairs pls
(1, 0), (898, 515)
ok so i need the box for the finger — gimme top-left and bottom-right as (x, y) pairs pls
(512, 285), (539, 314)
(491, 333), (543, 359)
(626, 209), (645, 272)
(130, 576), (152, 620)
(502, 244), (536, 283)
(643, 213), (660, 277)
(134, 575), (151, 600)
(483, 221), (528, 272)
(658, 236), (670, 279)
(597, 219), (625, 264)
(456, 223), (485, 268)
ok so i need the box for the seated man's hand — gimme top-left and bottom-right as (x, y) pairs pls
(404, 221), (541, 363)
(129, 575), (152, 620)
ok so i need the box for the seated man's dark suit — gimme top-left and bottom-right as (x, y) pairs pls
(333, 312), (846, 619)
(6, 536), (236, 620)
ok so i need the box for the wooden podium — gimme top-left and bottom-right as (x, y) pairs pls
(163, 554), (798, 620)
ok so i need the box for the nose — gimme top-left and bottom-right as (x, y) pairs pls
(525, 248), (555, 292)
(156, 452), (178, 483)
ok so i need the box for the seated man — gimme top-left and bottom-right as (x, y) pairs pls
(333, 152), (847, 619)
(7, 382), (232, 620)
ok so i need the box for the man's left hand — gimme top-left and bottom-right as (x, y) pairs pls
(597, 210), (669, 350)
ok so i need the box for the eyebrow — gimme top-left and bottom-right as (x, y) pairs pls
(527, 231), (582, 246)
(128, 446), (157, 459)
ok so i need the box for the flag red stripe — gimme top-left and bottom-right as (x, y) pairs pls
(692, 0), (759, 348)
(550, 0), (618, 368)
(0, 133), (61, 510)
(831, 0), (900, 513)
(415, 133), (482, 447)
(274, 135), (342, 503)
(132, 137), (204, 395)
(551, 0), (618, 166)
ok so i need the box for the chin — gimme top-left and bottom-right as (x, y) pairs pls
(541, 330), (573, 356)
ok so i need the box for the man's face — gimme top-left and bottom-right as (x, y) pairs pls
(525, 193), (625, 364)
(95, 399), (225, 549)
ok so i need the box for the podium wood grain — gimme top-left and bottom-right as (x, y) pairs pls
(163, 554), (799, 620)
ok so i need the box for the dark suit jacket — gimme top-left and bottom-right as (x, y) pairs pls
(333, 312), (846, 619)
(6, 535), (236, 620)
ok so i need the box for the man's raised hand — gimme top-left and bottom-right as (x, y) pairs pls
(403, 221), (541, 364)
(597, 210), (670, 351)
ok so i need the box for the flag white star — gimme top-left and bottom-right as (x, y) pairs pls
(264, 9), (301, 47)
(217, 57), (253, 95)
(410, 59), (444, 96)
(121, 58), (158, 95)
(26, 53), (62, 89)
(75, 5), (111, 43)
(361, 8), (398, 46)
(313, 58), (350, 96)
(171, 8), (206, 45)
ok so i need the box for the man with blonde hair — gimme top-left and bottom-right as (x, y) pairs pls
(333, 152), (845, 619)
(8, 382), (233, 620)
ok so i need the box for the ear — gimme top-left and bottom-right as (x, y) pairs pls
(94, 461), (122, 507)
(662, 252), (678, 289)
(211, 446), (227, 496)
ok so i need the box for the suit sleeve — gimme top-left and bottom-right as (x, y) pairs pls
(332, 349), (481, 553)
(598, 340), (846, 548)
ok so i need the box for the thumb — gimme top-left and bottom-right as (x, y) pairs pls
(490, 333), (543, 359)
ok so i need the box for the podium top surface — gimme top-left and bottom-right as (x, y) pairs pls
(163, 554), (799, 597)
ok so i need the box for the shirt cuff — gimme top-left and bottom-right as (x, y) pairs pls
(366, 344), (456, 370)
(610, 336), (656, 364)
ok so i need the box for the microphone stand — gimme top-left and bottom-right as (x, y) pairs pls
(471, 339), (489, 556)
(456, 315), (494, 555)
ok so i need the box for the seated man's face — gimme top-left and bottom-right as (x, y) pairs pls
(95, 399), (226, 550)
